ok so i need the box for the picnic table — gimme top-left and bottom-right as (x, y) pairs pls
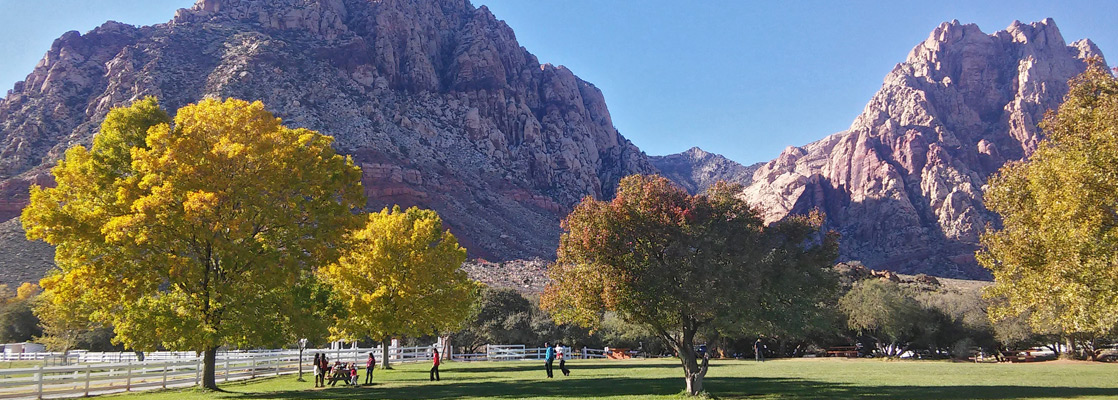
(826, 346), (859, 358)
(1000, 351), (1037, 363)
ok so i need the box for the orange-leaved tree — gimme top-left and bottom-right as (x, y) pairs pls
(542, 175), (837, 395)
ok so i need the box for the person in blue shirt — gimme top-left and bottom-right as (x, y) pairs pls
(544, 342), (556, 378)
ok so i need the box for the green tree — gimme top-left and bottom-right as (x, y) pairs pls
(541, 175), (837, 395)
(319, 206), (476, 369)
(456, 287), (536, 354)
(22, 98), (365, 389)
(0, 284), (41, 343)
(839, 279), (929, 357)
(33, 290), (96, 362)
(979, 59), (1118, 353)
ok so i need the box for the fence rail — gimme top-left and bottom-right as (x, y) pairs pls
(0, 345), (607, 400)
(0, 353), (299, 400)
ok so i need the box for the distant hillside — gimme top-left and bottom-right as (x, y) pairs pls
(650, 147), (761, 194)
(0, 218), (53, 288)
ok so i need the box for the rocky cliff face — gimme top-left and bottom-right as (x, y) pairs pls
(0, 0), (655, 277)
(741, 19), (1106, 278)
(650, 147), (761, 194)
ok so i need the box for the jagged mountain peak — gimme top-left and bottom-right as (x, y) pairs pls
(651, 147), (761, 194)
(742, 19), (1105, 279)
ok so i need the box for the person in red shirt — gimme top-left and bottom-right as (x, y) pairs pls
(364, 352), (376, 385)
(430, 348), (441, 381)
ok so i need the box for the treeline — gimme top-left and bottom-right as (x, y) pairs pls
(7, 269), (1113, 363)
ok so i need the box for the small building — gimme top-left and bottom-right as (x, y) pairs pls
(3, 342), (46, 355)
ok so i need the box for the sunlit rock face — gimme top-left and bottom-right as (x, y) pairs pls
(0, 0), (656, 284)
(739, 19), (1106, 279)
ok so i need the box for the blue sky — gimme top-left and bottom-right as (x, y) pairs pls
(1, 1), (1114, 165)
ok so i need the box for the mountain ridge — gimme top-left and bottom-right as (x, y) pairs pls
(0, 8), (1108, 285)
(0, 0), (655, 288)
(736, 18), (1105, 278)
(649, 146), (762, 194)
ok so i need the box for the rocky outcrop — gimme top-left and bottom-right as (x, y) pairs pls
(650, 147), (761, 194)
(461, 258), (549, 294)
(741, 19), (1106, 279)
(0, 0), (655, 278)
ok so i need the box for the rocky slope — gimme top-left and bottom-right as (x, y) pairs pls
(461, 258), (549, 294)
(0, 0), (655, 276)
(0, 218), (54, 288)
(740, 19), (1106, 278)
(650, 147), (761, 194)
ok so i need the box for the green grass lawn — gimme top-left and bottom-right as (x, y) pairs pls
(101, 358), (1118, 399)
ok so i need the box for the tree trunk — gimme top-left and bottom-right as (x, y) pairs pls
(1045, 342), (1061, 357)
(440, 335), (452, 362)
(380, 338), (392, 369)
(202, 346), (219, 390)
(676, 327), (708, 396)
(297, 347), (304, 381)
(1061, 337), (1077, 360)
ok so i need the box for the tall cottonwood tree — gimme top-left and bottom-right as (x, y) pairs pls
(979, 59), (1118, 353)
(23, 98), (365, 389)
(319, 206), (475, 369)
(542, 175), (837, 395)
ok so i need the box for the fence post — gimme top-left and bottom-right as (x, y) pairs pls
(250, 357), (256, 378)
(35, 365), (43, 400)
(84, 364), (91, 396)
(275, 355), (280, 376)
(162, 361), (168, 388)
(583, 347), (588, 360)
(125, 361), (132, 391)
(195, 358), (202, 387)
(223, 357), (229, 382)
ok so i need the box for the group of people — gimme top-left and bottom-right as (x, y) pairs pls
(312, 352), (377, 387)
(543, 342), (571, 378)
(312, 343), (570, 386)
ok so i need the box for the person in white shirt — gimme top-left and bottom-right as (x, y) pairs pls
(557, 343), (570, 376)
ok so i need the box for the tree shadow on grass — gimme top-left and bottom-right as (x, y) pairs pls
(706, 377), (1118, 399)
(450, 361), (681, 374)
(232, 375), (1118, 400)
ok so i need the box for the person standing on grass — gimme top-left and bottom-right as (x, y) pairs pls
(365, 352), (376, 385)
(313, 353), (322, 387)
(349, 362), (358, 386)
(319, 355), (330, 386)
(430, 348), (441, 381)
(544, 342), (556, 378)
(754, 338), (765, 362)
(557, 342), (570, 376)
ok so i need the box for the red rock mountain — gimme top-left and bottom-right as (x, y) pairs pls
(738, 19), (1106, 278)
(0, 0), (655, 286)
(0, 9), (1107, 285)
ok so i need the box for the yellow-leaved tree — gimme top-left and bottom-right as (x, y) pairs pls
(319, 206), (476, 369)
(979, 59), (1118, 359)
(22, 97), (365, 389)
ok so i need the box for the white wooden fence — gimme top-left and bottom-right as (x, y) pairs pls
(0, 350), (282, 363)
(0, 352), (299, 400)
(0, 345), (608, 400)
(484, 345), (607, 361)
